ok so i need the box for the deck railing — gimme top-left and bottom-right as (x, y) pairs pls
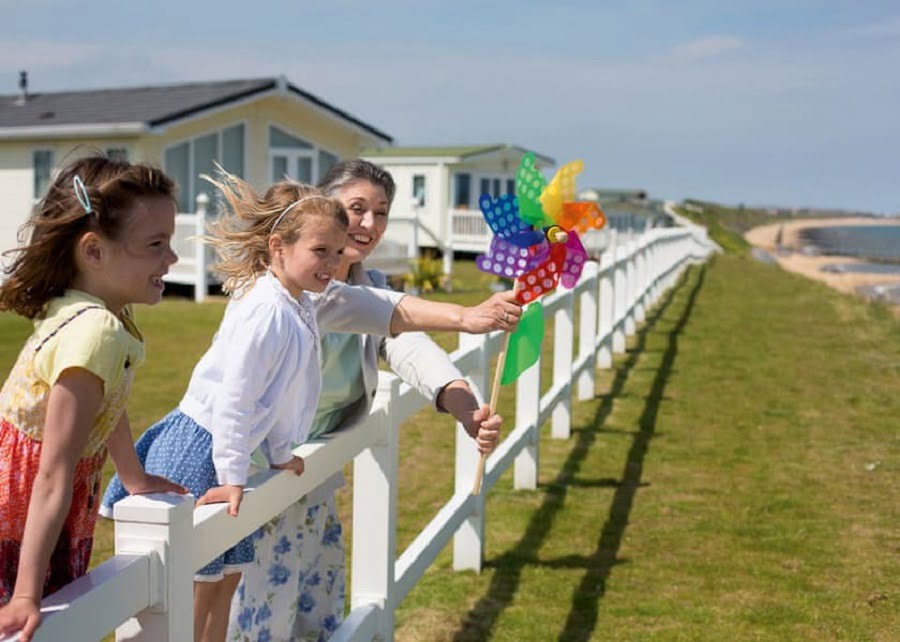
(3, 222), (718, 642)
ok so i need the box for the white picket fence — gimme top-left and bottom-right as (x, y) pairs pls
(3, 223), (718, 642)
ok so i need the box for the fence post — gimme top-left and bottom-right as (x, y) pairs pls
(193, 193), (208, 303)
(351, 374), (401, 639)
(646, 236), (658, 309)
(443, 239), (454, 293)
(634, 236), (647, 325)
(624, 238), (636, 338)
(551, 291), (573, 440)
(113, 493), (194, 641)
(409, 203), (421, 263)
(597, 251), (614, 370)
(453, 333), (488, 571)
(514, 316), (541, 490)
(577, 261), (598, 401)
(612, 242), (627, 355)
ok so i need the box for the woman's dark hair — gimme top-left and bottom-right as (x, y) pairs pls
(318, 158), (396, 205)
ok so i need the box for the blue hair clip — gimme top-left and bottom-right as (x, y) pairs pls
(73, 175), (93, 215)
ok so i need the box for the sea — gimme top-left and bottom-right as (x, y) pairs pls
(797, 223), (900, 305)
(797, 225), (900, 268)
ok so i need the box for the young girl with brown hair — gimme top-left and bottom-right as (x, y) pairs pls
(0, 156), (187, 642)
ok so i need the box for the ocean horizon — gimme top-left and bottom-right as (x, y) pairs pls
(798, 225), (900, 269)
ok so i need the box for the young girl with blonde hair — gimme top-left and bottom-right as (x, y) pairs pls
(101, 170), (520, 642)
(229, 159), (507, 641)
(0, 156), (187, 642)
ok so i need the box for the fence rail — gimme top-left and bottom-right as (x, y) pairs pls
(3, 222), (718, 642)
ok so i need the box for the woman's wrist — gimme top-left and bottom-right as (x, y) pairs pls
(437, 379), (480, 431)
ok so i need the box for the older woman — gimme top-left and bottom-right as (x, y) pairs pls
(228, 160), (504, 641)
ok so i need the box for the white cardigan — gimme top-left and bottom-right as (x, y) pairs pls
(180, 272), (404, 485)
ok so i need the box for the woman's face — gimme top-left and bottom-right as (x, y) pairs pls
(336, 179), (389, 264)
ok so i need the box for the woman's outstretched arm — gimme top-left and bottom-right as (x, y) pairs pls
(389, 290), (521, 335)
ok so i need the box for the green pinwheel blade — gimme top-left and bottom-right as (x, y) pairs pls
(501, 300), (545, 385)
(515, 153), (554, 228)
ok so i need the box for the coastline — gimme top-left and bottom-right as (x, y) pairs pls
(743, 217), (900, 313)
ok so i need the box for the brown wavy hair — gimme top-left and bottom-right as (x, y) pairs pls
(0, 155), (176, 319)
(204, 170), (348, 296)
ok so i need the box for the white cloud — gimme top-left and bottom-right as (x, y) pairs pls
(670, 35), (745, 60)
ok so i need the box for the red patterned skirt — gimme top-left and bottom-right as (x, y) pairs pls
(0, 418), (107, 604)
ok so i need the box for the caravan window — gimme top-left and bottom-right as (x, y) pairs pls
(454, 173), (471, 208)
(413, 174), (426, 207)
(32, 149), (54, 199)
(164, 123), (245, 212)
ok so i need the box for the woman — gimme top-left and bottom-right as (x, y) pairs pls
(227, 160), (504, 641)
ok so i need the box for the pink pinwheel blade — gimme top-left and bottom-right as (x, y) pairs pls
(560, 231), (588, 289)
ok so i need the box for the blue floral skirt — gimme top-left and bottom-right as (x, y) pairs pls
(227, 492), (345, 642)
(100, 409), (256, 581)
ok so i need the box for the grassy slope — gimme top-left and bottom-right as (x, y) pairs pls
(395, 254), (899, 641)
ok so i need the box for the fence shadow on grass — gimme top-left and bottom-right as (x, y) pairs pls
(558, 265), (706, 642)
(452, 265), (707, 642)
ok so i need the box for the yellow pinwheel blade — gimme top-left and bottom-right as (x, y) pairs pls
(539, 159), (583, 224)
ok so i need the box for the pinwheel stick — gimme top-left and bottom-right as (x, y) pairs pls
(472, 331), (511, 495)
(472, 279), (522, 495)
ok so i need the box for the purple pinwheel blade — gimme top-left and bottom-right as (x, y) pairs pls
(523, 239), (551, 271)
(476, 237), (535, 279)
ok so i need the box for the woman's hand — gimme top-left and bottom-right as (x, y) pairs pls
(460, 405), (502, 455)
(461, 290), (522, 334)
(196, 484), (244, 517)
(123, 473), (188, 497)
(0, 596), (41, 642)
(271, 456), (305, 476)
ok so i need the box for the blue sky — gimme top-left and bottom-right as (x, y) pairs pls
(3, 0), (899, 213)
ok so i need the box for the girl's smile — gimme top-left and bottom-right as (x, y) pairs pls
(271, 218), (346, 298)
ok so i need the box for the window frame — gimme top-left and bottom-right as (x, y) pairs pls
(412, 174), (426, 207)
(162, 120), (247, 212)
(267, 123), (340, 185)
(32, 148), (55, 200)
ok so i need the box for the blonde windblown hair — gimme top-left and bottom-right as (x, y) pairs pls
(204, 170), (348, 295)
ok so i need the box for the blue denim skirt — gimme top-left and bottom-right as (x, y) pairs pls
(100, 409), (255, 581)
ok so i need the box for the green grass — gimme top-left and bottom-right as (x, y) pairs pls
(2, 257), (898, 641)
(675, 201), (774, 254)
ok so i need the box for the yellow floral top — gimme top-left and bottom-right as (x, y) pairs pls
(0, 290), (145, 457)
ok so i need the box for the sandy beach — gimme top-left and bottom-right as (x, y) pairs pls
(744, 217), (900, 311)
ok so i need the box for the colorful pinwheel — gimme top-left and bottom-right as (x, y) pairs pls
(476, 153), (607, 304)
(471, 153), (607, 495)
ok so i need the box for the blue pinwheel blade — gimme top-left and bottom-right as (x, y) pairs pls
(479, 193), (532, 239)
(508, 229), (545, 248)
